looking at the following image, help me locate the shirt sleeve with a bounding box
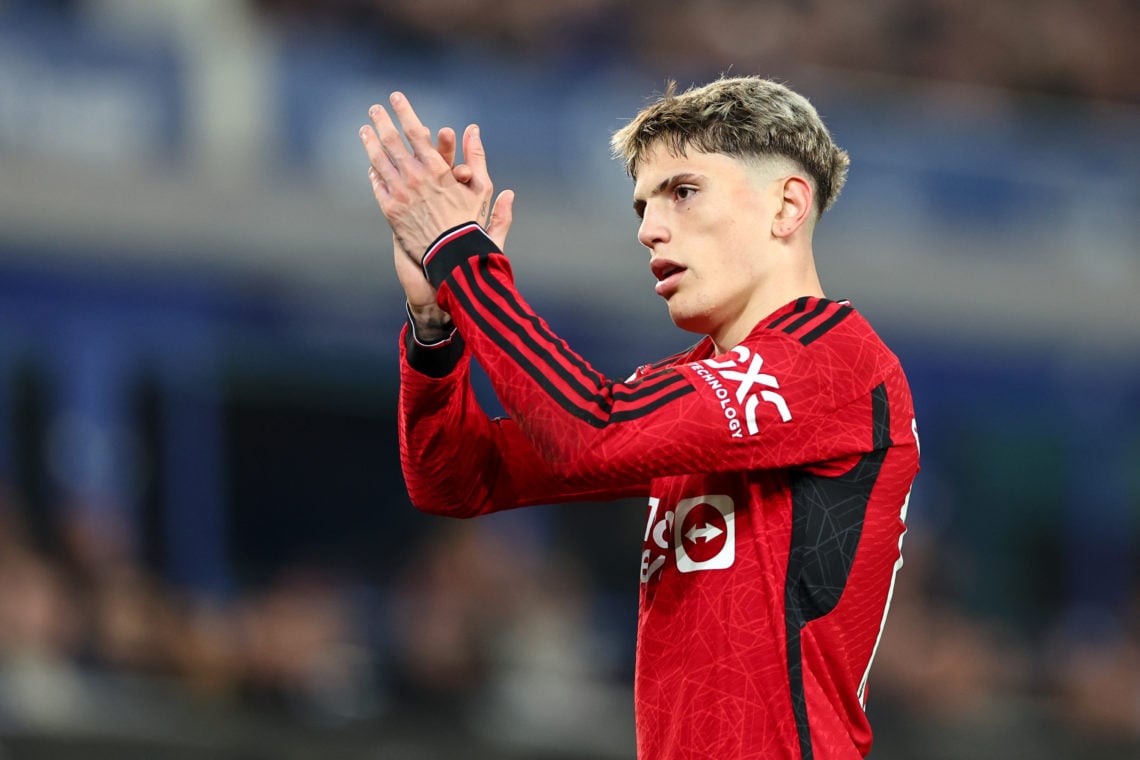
[424,223,884,484]
[399,321,647,517]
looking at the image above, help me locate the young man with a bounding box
[360,76,920,759]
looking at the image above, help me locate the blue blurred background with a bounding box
[0,1,1137,758]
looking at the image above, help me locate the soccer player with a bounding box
[360,76,920,759]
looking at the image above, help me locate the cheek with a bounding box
[706,207,756,250]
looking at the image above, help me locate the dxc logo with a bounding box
[691,346,790,438]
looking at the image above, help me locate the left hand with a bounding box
[360,92,503,262]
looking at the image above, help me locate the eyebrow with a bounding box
[632,173,703,218]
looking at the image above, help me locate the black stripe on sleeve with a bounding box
[610,384,694,422]
[766,296,811,330]
[448,258,695,427]
[780,298,832,335]
[479,260,607,388]
[797,304,853,346]
[446,267,607,425]
[462,261,616,417]
[466,257,691,420]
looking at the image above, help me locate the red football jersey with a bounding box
[399,224,920,759]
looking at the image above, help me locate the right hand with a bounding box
[375,124,515,341]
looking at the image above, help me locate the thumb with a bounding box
[485,189,515,250]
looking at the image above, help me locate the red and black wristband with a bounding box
[421,222,501,289]
[403,303,465,378]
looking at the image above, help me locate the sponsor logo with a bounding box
[674,495,734,572]
[641,494,735,583]
[689,346,791,438]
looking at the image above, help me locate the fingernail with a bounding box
[390,92,403,104]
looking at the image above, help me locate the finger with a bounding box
[461,124,491,188]
[452,163,474,184]
[389,91,447,171]
[436,126,457,167]
[369,102,415,174]
[360,122,400,186]
[485,189,515,249]
[367,166,390,205]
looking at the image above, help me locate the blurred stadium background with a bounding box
[0,0,1137,758]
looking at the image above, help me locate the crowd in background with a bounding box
[254,0,1139,102]
[1,469,1139,754]
[0,483,375,727]
[0,477,640,753]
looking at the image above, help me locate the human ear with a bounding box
[772,176,813,238]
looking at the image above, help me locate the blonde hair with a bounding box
[611,76,850,215]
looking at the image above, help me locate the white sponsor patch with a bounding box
[690,346,790,438]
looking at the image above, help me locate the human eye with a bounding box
[674,185,697,202]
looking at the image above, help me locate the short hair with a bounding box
[611,76,850,216]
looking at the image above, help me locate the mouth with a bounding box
[651,259,687,297]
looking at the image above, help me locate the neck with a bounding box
[710,265,824,354]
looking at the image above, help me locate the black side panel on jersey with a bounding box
[783,383,891,759]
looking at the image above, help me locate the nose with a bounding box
[637,207,669,250]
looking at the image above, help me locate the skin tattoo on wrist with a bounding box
[413,307,452,340]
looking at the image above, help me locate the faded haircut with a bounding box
[611,76,850,216]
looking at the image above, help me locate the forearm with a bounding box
[423,225,687,484]
[399,324,640,515]
[400,326,507,516]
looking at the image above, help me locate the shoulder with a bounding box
[761,296,858,349]
[743,298,905,409]
[756,298,896,365]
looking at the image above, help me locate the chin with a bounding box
[666,300,714,336]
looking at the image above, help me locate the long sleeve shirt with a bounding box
[399,223,920,759]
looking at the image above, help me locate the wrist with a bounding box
[406,302,454,345]
[403,308,465,379]
[422,222,500,288]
